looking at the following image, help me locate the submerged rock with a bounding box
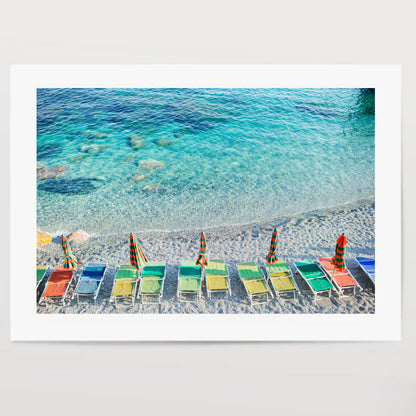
[137,159,164,171]
[129,173,146,182]
[37,166,67,180]
[142,183,166,191]
[37,162,46,171]
[83,130,108,140]
[128,134,147,150]
[67,229,89,242]
[71,154,91,163]
[80,144,108,154]
[120,156,136,163]
[153,138,173,147]
[38,177,104,194]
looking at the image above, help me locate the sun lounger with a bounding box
[293,260,334,300]
[72,263,107,304]
[264,261,299,299]
[36,266,48,289]
[137,261,166,304]
[356,256,375,284]
[236,262,273,305]
[177,261,203,302]
[205,259,231,299]
[38,266,75,305]
[110,265,139,307]
[318,257,362,296]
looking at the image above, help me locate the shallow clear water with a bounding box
[37,88,375,234]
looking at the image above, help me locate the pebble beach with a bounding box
[36,198,375,314]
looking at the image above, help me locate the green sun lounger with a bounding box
[294,260,334,300]
[205,259,231,299]
[137,261,166,304]
[264,261,299,299]
[236,262,273,305]
[110,265,139,307]
[37,266,48,289]
[177,261,203,302]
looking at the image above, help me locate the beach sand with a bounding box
[36,198,375,314]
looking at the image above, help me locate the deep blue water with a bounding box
[36,88,375,234]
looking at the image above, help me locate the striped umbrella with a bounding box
[61,235,81,270]
[265,228,279,265]
[330,234,348,282]
[196,232,208,268]
[130,233,148,271]
[331,234,348,271]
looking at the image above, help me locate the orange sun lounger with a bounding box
[39,266,75,305]
[318,257,362,297]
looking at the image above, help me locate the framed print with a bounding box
[10,65,401,340]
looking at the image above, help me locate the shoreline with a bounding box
[40,196,375,238]
[37,197,375,314]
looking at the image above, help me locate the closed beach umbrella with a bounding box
[330,233,348,281]
[61,235,81,269]
[130,233,148,271]
[265,228,279,266]
[196,232,208,268]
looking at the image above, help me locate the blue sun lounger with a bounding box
[72,263,107,304]
[356,257,375,284]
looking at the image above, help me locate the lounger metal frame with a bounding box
[205,261,231,300]
[72,263,108,305]
[317,258,362,297]
[264,262,300,300]
[110,266,140,308]
[38,267,75,306]
[177,264,203,303]
[236,263,273,306]
[293,261,333,302]
[137,262,167,304]
[355,257,375,285]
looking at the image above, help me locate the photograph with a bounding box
[35,87,376,315]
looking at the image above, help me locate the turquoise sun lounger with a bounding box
[356,257,375,284]
[72,263,107,304]
[293,260,334,300]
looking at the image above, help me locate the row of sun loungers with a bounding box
[37,257,375,307]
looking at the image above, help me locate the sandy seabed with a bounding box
[36,198,375,314]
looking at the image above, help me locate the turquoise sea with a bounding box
[36,88,375,234]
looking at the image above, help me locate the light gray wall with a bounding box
[1,1,414,415]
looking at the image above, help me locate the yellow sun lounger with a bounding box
[177,261,203,302]
[236,262,273,305]
[205,259,231,299]
[110,265,139,307]
[264,260,300,299]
